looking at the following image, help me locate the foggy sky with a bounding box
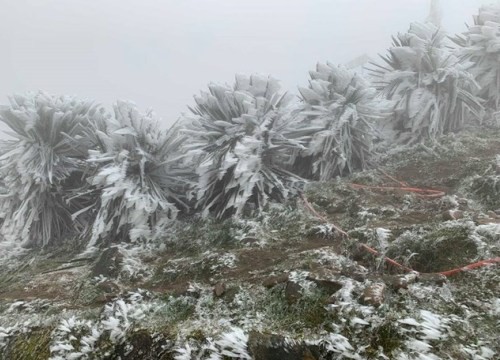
[0,0,491,129]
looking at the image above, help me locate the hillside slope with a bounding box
[1,129,500,359]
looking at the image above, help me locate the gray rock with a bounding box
[97,280,120,294]
[442,209,464,221]
[306,269,343,295]
[262,273,289,288]
[91,246,124,278]
[213,282,226,298]
[284,281,303,304]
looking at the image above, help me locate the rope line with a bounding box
[301,173,500,277]
[349,183,446,198]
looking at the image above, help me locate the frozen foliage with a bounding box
[113,242,154,281]
[294,63,389,180]
[213,327,251,359]
[174,327,251,360]
[0,92,104,247]
[396,310,450,360]
[50,291,152,360]
[453,5,500,110]
[50,316,101,360]
[308,333,361,359]
[81,101,189,247]
[0,326,15,351]
[181,74,305,218]
[0,237,26,265]
[371,22,483,144]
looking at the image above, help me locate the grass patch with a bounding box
[366,322,404,358]
[2,328,52,360]
[155,295,196,324]
[387,223,477,273]
[257,284,334,333]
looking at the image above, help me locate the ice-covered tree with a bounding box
[371,22,483,143]
[293,63,388,181]
[452,5,500,111]
[78,101,190,248]
[0,92,103,247]
[181,74,305,219]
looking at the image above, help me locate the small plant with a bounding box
[294,63,388,180]
[181,74,305,219]
[370,22,483,143]
[156,295,196,324]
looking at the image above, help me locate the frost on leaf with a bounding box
[293,63,389,180]
[370,22,483,144]
[180,74,305,219]
[0,91,104,247]
[82,101,190,248]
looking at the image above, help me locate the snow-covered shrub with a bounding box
[79,101,190,248]
[50,291,153,359]
[397,310,450,358]
[293,63,389,180]
[0,92,104,247]
[180,74,305,219]
[371,22,483,143]
[50,316,99,359]
[452,5,500,111]
[174,327,251,360]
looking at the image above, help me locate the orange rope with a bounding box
[300,172,500,277]
[349,169,445,198]
[377,168,409,187]
[437,258,500,277]
[349,183,446,198]
[300,193,348,237]
[358,243,415,273]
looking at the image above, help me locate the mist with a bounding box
[0,0,490,129]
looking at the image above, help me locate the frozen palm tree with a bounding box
[181,74,305,219]
[452,5,500,111]
[0,92,103,247]
[293,63,388,181]
[370,22,483,143]
[79,101,190,248]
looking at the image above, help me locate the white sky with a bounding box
[0,0,492,129]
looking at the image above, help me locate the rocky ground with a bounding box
[1,129,500,359]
